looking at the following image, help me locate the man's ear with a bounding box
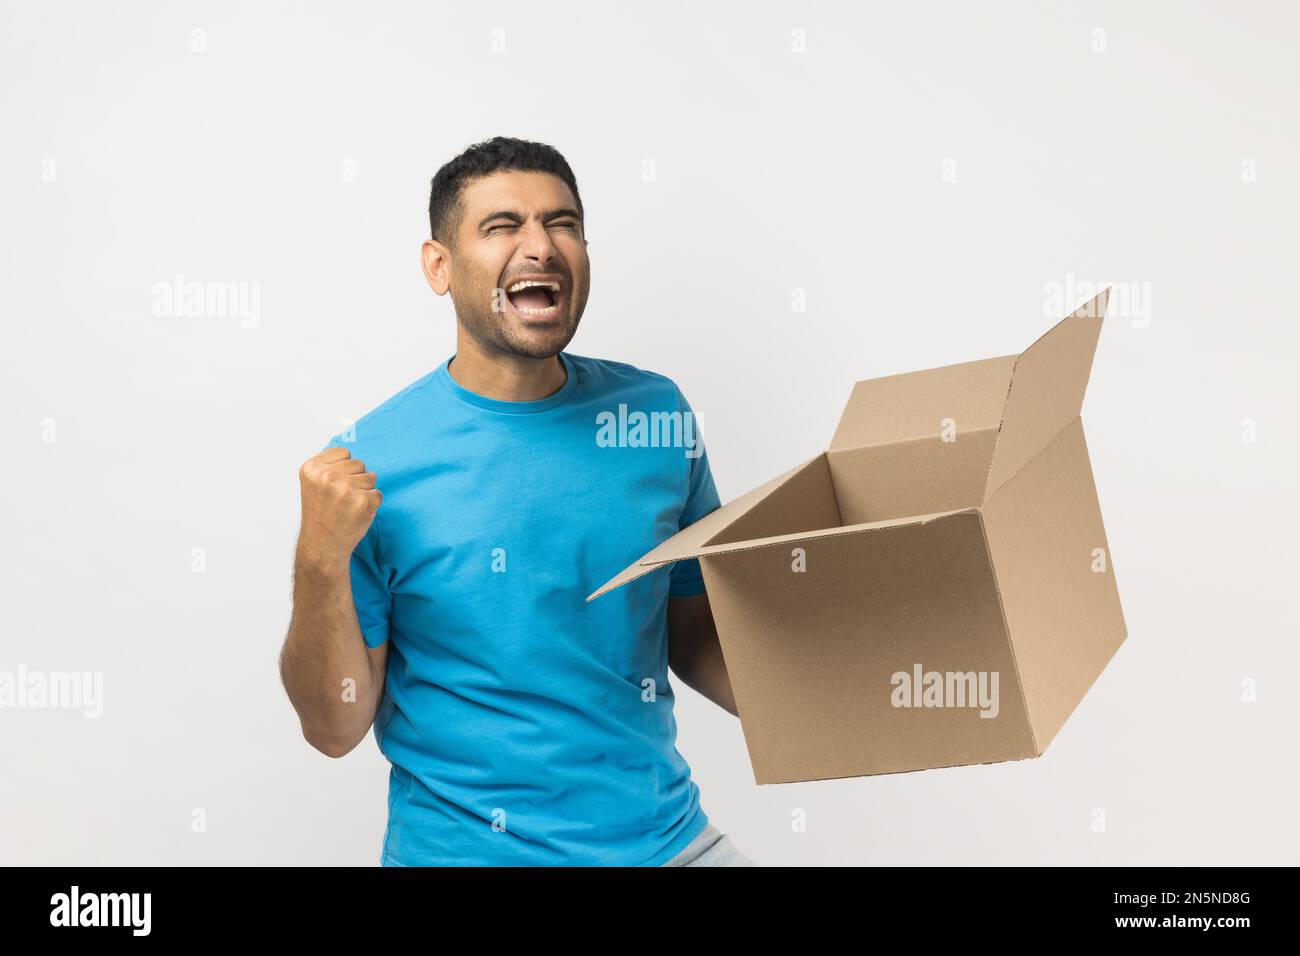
[420,239,451,295]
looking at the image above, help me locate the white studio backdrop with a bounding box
[1,0,1297,865]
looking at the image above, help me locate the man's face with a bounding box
[435,169,590,360]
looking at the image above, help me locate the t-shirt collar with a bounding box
[435,351,577,414]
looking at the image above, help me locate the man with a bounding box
[279,136,756,867]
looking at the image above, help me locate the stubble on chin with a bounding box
[459,300,579,361]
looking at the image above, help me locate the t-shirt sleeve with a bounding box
[322,436,392,649]
[668,389,722,598]
[347,520,392,648]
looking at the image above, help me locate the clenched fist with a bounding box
[296,447,383,573]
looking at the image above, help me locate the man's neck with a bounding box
[448,332,567,402]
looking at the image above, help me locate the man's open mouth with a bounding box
[504,278,563,318]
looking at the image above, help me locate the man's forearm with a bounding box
[668,593,739,717]
[671,642,739,717]
[279,548,382,756]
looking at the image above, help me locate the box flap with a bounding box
[587,500,976,601]
[828,355,1018,452]
[982,288,1108,500]
[981,416,1128,756]
[585,454,823,602]
[660,506,977,561]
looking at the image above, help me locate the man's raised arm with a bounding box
[279,447,387,758]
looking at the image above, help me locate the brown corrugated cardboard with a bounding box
[588,288,1127,784]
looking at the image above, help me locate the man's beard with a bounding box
[455,290,581,360]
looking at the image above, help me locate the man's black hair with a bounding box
[428,136,584,247]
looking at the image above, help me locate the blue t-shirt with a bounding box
[321,350,721,866]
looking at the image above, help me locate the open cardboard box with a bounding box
[589,288,1127,784]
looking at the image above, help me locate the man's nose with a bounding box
[519,220,558,262]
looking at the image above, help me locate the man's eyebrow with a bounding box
[541,207,583,224]
[478,210,523,229]
[477,208,583,229]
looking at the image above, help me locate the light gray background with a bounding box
[2,0,1296,866]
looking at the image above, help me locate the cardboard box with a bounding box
[588,288,1127,784]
